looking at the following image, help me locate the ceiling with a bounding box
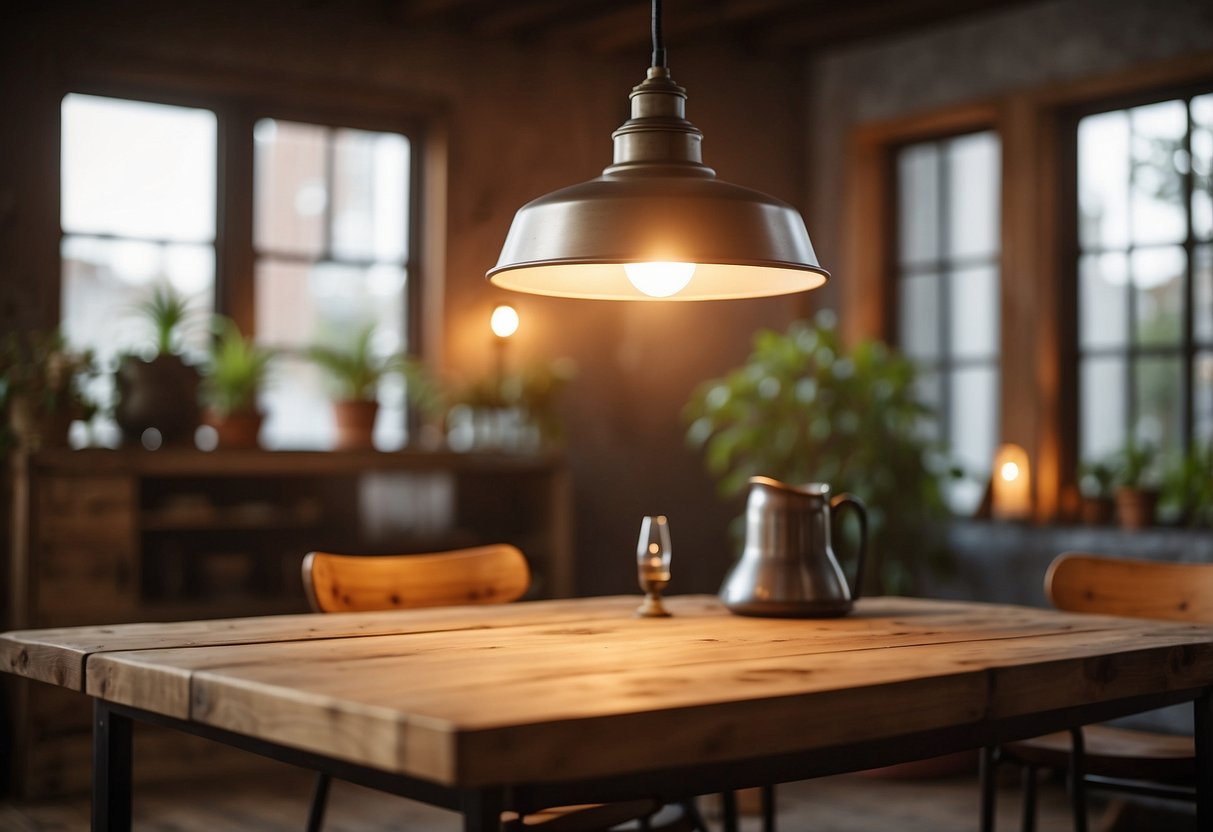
[388,0,1044,54]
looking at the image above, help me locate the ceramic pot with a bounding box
[1078,496,1114,526]
[207,409,263,450]
[1115,486,1159,530]
[115,354,201,446]
[333,400,378,450]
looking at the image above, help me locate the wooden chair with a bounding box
[301,545,693,832]
[979,552,1209,832]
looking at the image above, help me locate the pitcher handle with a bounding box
[830,494,869,601]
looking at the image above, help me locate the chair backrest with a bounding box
[302,544,531,614]
[1046,552,1213,623]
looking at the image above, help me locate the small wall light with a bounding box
[490,305,519,339]
[992,443,1031,521]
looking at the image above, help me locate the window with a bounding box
[61,94,217,364]
[58,93,419,450]
[1076,93,1213,463]
[894,131,1002,513]
[253,120,412,450]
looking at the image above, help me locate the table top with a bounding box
[5,595,1213,788]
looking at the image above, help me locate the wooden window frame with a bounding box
[45,57,449,373]
[841,53,1213,522]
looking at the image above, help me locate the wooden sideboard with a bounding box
[3,447,572,798]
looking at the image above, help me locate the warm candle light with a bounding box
[992,443,1031,521]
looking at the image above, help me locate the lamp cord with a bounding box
[651,0,667,67]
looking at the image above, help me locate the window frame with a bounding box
[889,129,1004,511]
[841,54,1213,522]
[52,72,436,406]
[1060,82,1213,468]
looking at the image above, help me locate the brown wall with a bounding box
[0,1,815,595]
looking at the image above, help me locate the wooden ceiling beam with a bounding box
[763,0,1042,49]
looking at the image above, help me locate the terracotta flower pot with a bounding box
[332,400,378,451]
[1115,486,1159,530]
[207,409,263,450]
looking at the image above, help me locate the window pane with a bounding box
[254,119,326,258]
[1197,244,1213,344]
[332,128,410,262]
[948,366,998,514]
[1130,100,1187,246]
[912,370,942,442]
[1194,94,1212,241]
[62,236,213,364]
[1134,356,1183,451]
[949,265,999,359]
[898,272,939,361]
[1079,252,1128,350]
[1078,110,1129,250]
[256,259,406,450]
[897,143,939,266]
[61,94,216,242]
[946,132,1000,260]
[1197,351,1213,445]
[1132,246,1185,346]
[1081,356,1126,461]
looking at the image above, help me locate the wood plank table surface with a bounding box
[5,594,1213,831]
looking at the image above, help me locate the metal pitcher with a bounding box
[719,476,868,618]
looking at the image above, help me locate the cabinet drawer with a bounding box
[36,476,135,542]
[35,541,136,622]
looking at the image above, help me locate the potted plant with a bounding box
[1076,459,1116,525]
[684,312,954,596]
[200,318,275,450]
[1113,440,1160,530]
[307,325,401,451]
[0,330,98,450]
[1160,443,1213,527]
[114,283,202,446]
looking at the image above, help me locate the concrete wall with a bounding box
[0,1,815,596]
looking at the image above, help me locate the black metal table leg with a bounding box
[461,788,504,832]
[979,745,998,832]
[1067,728,1087,832]
[761,784,776,832]
[92,700,133,832]
[1197,691,1213,831]
[721,790,739,832]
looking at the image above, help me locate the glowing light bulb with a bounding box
[624,261,696,298]
[1000,461,1020,482]
[490,305,519,338]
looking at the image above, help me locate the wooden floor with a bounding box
[0,760,1196,831]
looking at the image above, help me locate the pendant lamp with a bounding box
[487,0,828,301]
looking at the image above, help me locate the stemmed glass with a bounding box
[636,515,673,617]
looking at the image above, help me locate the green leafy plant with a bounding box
[0,330,99,450]
[200,318,276,417]
[500,358,577,441]
[683,312,954,595]
[307,325,399,402]
[134,283,198,356]
[1160,443,1213,527]
[1077,458,1117,500]
[1114,440,1160,490]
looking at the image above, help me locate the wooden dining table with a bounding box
[5,594,1213,831]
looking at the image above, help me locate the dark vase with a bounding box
[115,354,201,446]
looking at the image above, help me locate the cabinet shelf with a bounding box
[7,447,572,799]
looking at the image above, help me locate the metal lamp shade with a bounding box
[487,65,828,301]
[488,175,827,301]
